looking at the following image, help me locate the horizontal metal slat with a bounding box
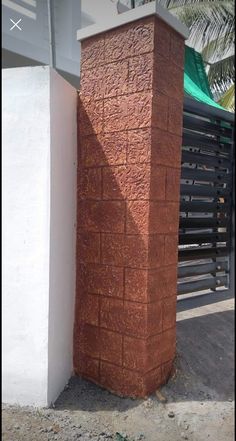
[183,115,233,138]
[179,217,228,228]
[181,149,231,169]
[183,132,231,153]
[178,261,229,278]
[180,201,229,213]
[183,97,235,124]
[177,275,228,295]
[178,246,229,261]
[181,150,231,169]
[178,232,229,245]
[180,184,229,198]
[181,167,231,184]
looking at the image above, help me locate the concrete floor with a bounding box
[175,290,235,401]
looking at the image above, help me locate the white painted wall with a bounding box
[2,66,77,407]
[47,70,77,405]
[2,66,51,407]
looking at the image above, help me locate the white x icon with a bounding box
[10,18,22,31]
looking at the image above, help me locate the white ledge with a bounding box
[77,1,189,42]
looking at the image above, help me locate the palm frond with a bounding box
[164,0,233,11]
[201,32,234,62]
[208,54,235,91]
[217,83,235,111]
[157,1,235,54]
[176,5,233,50]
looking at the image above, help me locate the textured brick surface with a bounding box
[80,66,104,100]
[154,19,171,60]
[152,92,169,130]
[131,19,155,56]
[101,233,125,266]
[123,301,148,338]
[168,98,184,136]
[74,15,184,398]
[154,56,184,102]
[127,128,151,164]
[145,366,162,395]
[150,265,178,300]
[104,24,134,63]
[148,301,163,335]
[127,92,153,130]
[79,324,100,359]
[77,232,100,264]
[164,234,179,265]
[104,18,155,63]
[123,337,147,372]
[126,201,150,234]
[81,132,127,168]
[78,200,125,233]
[100,298,148,338]
[124,234,165,268]
[102,164,166,201]
[124,233,150,267]
[78,293,99,326]
[166,168,181,201]
[128,53,153,93]
[147,328,176,367]
[78,167,102,200]
[162,297,177,331]
[103,95,129,133]
[125,268,149,303]
[81,35,105,70]
[101,233,164,268]
[84,263,124,298]
[100,362,146,397]
[75,354,99,382]
[100,297,124,334]
[170,33,185,68]
[79,98,103,136]
[152,129,182,167]
[149,201,180,234]
[100,329,123,365]
[104,92,153,133]
[104,60,129,98]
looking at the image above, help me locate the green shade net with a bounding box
[184,45,224,110]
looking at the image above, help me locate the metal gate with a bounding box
[178,97,235,299]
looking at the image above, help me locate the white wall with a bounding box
[2,66,51,407]
[2,66,77,407]
[47,70,77,405]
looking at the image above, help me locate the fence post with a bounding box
[74,4,188,397]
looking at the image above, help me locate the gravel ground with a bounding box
[2,295,234,441]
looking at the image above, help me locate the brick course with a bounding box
[74,15,184,397]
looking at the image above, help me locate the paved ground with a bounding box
[2,292,234,441]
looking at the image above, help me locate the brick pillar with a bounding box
[74,12,186,397]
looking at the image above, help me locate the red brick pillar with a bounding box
[74,11,187,397]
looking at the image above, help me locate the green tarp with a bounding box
[184,45,223,110]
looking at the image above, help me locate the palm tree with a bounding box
[126,0,235,111]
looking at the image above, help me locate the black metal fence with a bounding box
[178,97,235,299]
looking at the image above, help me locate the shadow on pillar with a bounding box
[73,93,179,398]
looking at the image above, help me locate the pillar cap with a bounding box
[77,1,189,42]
